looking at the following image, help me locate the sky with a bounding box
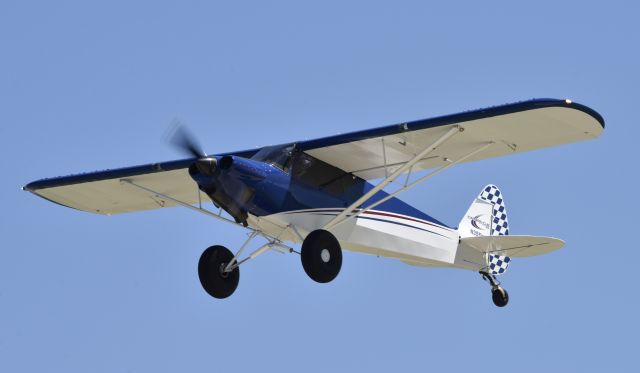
[1,1,638,371]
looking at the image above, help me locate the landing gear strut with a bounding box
[198,232,295,299]
[301,229,342,283]
[481,271,509,307]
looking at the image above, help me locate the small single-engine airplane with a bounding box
[24,99,604,307]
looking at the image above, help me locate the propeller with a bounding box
[167,119,206,158]
[166,119,247,226]
[166,119,217,176]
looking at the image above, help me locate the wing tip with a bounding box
[503,98,605,130]
[559,98,605,130]
[22,181,39,192]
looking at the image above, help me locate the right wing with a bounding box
[298,99,604,180]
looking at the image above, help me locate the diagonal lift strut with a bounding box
[323,126,462,230]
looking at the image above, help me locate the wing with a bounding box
[23,150,257,215]
[460,235,565,257]
[298,98,604,179]
[24,99,604,215]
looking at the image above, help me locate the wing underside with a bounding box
[24,99,604,215]
[23,153,258,215]
[300,100,604,180]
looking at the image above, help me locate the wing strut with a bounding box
[323,126,463,230]
[328,141,494,230]
[120,179,248,229]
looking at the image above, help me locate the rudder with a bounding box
[458,184,511,275]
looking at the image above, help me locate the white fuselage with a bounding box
[247,208,484,271]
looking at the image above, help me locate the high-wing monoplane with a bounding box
[24,99,604,307]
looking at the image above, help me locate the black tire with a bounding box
[198,245,239,299]
[492,287,509,307]
[301,229,342,283]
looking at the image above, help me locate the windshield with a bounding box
[251,144,295,172]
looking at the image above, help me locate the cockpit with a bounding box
[250,144,296,172]
[251,143,363,198]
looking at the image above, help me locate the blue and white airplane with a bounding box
[24,99,604,307]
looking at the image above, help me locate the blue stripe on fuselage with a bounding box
[306,212,450,238]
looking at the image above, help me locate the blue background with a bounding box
[1,1,637,371]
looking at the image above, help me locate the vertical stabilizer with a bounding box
[458,185,511,275]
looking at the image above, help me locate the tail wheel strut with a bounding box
[480,271,509,307]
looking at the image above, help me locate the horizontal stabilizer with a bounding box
[460,235,564,258]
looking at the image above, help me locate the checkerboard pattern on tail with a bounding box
[479,185,511,275]
[478,185,509,236]
[488,254,511,275]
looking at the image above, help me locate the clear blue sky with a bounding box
[1,1,637,371]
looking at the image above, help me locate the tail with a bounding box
[458,185,511,275]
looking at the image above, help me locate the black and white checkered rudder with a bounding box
[479,184,511,275]
[478,184,509,236]
[488,253,511,275]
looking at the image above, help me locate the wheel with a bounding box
[198,245,239,299]
[492,287,509,307]
[301,229,342,283]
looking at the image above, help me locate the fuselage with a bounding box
[190,144,462,268]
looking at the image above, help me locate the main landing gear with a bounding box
[198,230,272,299]
[301,229,342,283]
[481,271,509,307]
[197,229,343,299]
[198,245,239,299]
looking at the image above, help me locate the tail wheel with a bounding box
[301,229,342,283]
[492,287,509,307]
[198,245,239,299]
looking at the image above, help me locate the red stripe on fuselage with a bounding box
[283,208,449,231]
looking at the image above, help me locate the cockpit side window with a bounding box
[291,151,362,196]
[251,144,295,172]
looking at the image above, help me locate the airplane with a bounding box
[23,98,605,307]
